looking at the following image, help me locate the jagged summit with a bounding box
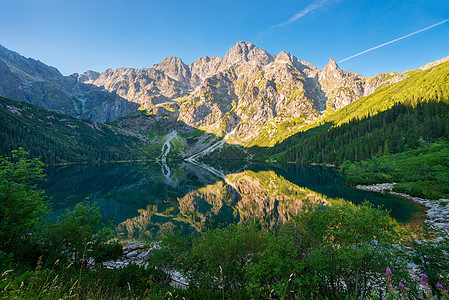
[78,70,100,84]
[324,57,340,71]
[221,41,274,68]
[153,56,187,68]
[189,56,222,87]
[153,56,190,83]
[275,50,295,64]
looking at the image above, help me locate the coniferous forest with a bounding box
[0,97,144,164]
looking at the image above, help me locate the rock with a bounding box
[137,252,148,260]
[126,250,138,259]
[127,244,139,251]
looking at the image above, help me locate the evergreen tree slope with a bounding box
[257,60,449,164]
[0,97,145,164]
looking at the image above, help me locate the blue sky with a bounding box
[0,0,448,77]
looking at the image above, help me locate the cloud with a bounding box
[274,0,337,28]
[339,18,449,63]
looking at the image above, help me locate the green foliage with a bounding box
[0,97,145,164]
[0,150,169,299]
[90,240,123,263]
[46,201,117,266]
[202,142,248,160]
[409,230,449,292]
[248,202,414,299]
[0,251,14,273]
[151,232,191,284]
[0,261,167,299]
[342,141,449,199]
[263,101,449,164]
[153,203,421,299]
[187,224,267,294]
[0,148,49,256]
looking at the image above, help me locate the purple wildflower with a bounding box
[421,273,428,280]
[295,295,298,300]
[418,296,425,300]
[382,297,387,300]
[437,283,444,289]
[420,280,427,286]
[399,282,405,289]
[310,292,314,298]
[386,267,392,274]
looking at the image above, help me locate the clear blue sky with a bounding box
[0,0,448,77]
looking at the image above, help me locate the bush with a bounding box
[248,202,416,299]
[151,231,191,285]
[0,251,13,273]
[189,224,267,294]
[90,240,123,262]
[409,230,449,293]
[46,201,117,267]
[0,148,48,256]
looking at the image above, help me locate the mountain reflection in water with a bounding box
[43,161,421,240]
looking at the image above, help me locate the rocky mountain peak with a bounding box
[275,50,295,64]
[222,41,275,69]
[189,56,223,88]
[324,57,340,72]
[78,70,100,84]
[274,50,319,78]
[153,56,190,83]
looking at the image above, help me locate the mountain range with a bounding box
[0,42,415,144]
[1,41,448,162]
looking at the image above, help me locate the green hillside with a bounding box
[341,141,449,200]
[0,97,145,164]
[254,60,449,164]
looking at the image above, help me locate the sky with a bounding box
[0,0,448,77]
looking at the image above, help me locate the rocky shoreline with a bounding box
[355,183,449,235]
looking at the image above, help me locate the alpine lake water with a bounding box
[42,161,423,241]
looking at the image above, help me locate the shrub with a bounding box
[46,201,117,267]
[183,224,267,296]
[0,149,49,261]
[248,202,416,299]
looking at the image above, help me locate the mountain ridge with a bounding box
[0,41,446,148]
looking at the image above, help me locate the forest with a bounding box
[0,97,144,164]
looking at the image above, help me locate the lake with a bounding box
[43,161,422,240]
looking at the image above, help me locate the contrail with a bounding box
[339,18,449,63]
[274,0,337,28]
